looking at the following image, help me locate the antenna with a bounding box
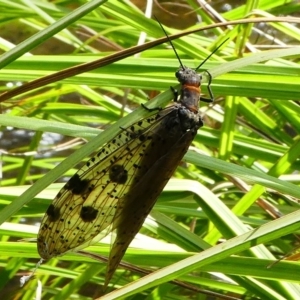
[154,16,228,72]
[154,16,185,70]
[195,39,228,71]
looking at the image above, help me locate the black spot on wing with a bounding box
[80,206,98,222]
[65,174,90,195]
[109,164,128,184]
[46,204,60,222]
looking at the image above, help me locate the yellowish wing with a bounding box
[37,107,174,259]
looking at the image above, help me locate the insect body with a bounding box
[37,23,223,288]
[37,80,204,286]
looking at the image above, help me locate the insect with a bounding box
[37,21,226,288]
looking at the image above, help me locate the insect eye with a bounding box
[175,69,183,78]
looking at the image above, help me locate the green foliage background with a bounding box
[0,0,300,299]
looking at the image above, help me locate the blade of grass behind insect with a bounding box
[208,46,300,79]
[212,72,300,99]
[102,208,300,300]
[0,114,101,139]
[20,1,79,45]
[1,55,299,102]
[235,0,259,53]
[0,257,26,290]
[101,1,158,33]
[223,0,291,20]
[229,136,300,214]
[269,99,300,133]
[163,180,273,258]
[184,151,300,199]
[0,0,108,69]
[257,10,300,42]
[1,17,299,103]
[238,97,293,144]
[186,137,300,268]
[198,125,300,173]
[50,263,105,300]
[2,60,299,100]
[218,95,239,160]
[148,210,211,252]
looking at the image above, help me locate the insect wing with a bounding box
[37,107,176,259]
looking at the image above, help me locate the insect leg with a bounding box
[200,70,214,103]
[141,103,162,112]
[170,86,179,102]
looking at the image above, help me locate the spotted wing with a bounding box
[37,106,176,259]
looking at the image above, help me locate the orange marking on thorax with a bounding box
[182,84,201,93]
[189,106,198,113]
